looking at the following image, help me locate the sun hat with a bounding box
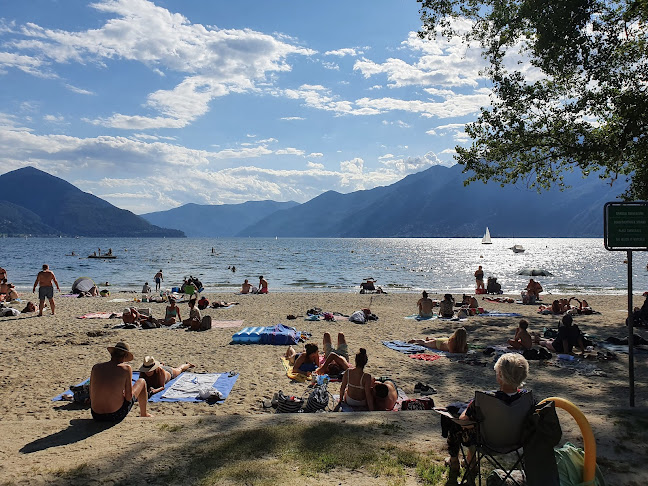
[107,342,134,362]
[139,355,160,373]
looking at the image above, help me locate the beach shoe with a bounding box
[414,382,437,394]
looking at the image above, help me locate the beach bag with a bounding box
[401,397,435,410]
[70,383,90,404]
[275,391,304,413]
[303,383,330,413]
[199,315,212,331]
[487,470,526,485]
[554,442,606,486]
[349,310,366,323]
[100,289,110,297]
[0,307,19,317]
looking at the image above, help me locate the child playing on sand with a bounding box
[508,319,533,350]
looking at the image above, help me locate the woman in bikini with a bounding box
[162,298,182,326]
[285,343,320,374]
[408,327,468,354]
[339,348,373,410]
[139,356,195,396]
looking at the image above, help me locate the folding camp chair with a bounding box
[459,391,535,486]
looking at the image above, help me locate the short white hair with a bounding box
[494,353,529,388]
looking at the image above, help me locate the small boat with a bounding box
[481,227,492,245]
[511,244,525,253]
[88,254,117,259]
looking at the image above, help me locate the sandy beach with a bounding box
[0,290,646,485]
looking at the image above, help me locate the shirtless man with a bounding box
[474,265,485,290]
[32,264,60,316]
[89,342,151,421]
[258,276,268,294]
[373,380,398,411]
[154,269,163,291]
[241,279,252,294]
[0,267,6,281]
[417,290,435,317]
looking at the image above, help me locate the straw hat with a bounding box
[107,342,134,362]
[139,355,160,373]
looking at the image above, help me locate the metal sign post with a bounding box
[604,201,648,407]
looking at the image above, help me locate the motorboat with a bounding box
[511,244,525,253]
[481,227,492,244]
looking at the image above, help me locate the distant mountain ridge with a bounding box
[0,167,184,237]
[141,200,299,237]
[236,165,623,237]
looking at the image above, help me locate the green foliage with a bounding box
[418,0,648,200]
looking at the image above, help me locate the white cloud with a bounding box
[280,116,304,121]
[43,114,64,123]
[324,47,364,57]
[65,84,94,95]
[5,0,315,129]
[275,147,305,156]
[322,61,339,70]
[307,161,324,169]
[307,152,323,158]
[378,153,395,160]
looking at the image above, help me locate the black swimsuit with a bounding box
[91,398,134,422]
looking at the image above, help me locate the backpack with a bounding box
[70,383,90,404]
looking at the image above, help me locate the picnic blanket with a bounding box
[382,340,429,354]
[77,312,119,319]
[210,320,245,328]
[597,342,648,355]
[409,353,442,362]
[149,372,238,403]
[334,388,409,412]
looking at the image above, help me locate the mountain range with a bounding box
[236,164,622,237]
[1,164,623,238]
[0,167,184,237]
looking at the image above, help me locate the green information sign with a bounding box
[604,202,648,250]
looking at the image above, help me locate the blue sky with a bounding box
[0,0,495,213]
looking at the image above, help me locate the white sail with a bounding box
[481,227,492,244]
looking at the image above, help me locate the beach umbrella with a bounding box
[518,268,554,277]
[72,276,96,293]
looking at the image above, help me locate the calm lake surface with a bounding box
[1,237,646,295]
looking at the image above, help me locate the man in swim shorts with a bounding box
[90,341,151,422]
[475,266,484,290]
[32,264,60,316]
[154,270,163,291]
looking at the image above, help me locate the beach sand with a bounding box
[0,291,646,485]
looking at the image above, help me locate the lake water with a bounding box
[1,237,647,295]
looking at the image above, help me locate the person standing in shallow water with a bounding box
[475,265,484,290]
[33,264,60,316]
[154,269,163,291]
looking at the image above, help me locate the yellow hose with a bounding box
[539,397,596,484]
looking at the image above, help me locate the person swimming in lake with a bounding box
[408,327,468,353]
[285,343,319,374]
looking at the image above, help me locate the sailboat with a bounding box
[481,227,492,244]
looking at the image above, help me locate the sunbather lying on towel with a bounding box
[408,327,468,354]
[139,356,195,396]
[316,332,351,376]
[285,343,320,374]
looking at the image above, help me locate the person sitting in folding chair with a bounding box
[442,353,532,485]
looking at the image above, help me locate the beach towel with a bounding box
[77,312,119,319]
[475,311,523,318]
[210,320,245,329]
[149,372,239,403]
[405,314,437,321]
[52,373,184,402]
[334,388,409,412]
[108,298,131,303]
[382,340,429,354]
[281,356,312,383]
[409,353,442,362]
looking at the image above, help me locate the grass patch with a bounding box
[155,421,448,485]
[158,423,183,432]
[50,462,88,479]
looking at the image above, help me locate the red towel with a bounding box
[409,353,442,361]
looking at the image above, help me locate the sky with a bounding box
[0,0,495,214]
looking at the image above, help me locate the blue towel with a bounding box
[382,340,428,354]
[404,314,436,321]
[476,312,523,317]
[149,372,239,403]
